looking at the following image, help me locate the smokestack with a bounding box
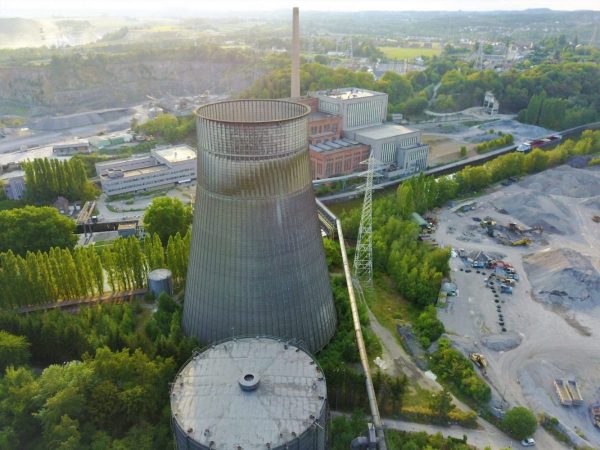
[291,7,300,98]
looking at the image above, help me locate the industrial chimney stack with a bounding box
[291,7,300,98]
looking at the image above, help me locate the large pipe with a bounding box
[336,219,387,449]
[291,7,300,98]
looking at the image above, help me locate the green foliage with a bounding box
[429,338,491,404]
[427,388,455,420]
[0,232,189,309]
[0,331,30,371]
[0,206,76,255]
[22,158,97,204]
[414,306,445,349]
[318,276,381,412]
[143,197,192,245]
[386,430,471,450]
[330,412,368,450]
[0,348,176,449]
[475,134,514,154]
[460,146,467,157]
[323,238,343,270]
[0,296,196,367]
[587,157,600,166]
[136,114,195,144]
[502,406,538,440]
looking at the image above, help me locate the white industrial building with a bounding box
[311,88,388,130]
[309,87,429,176]
[348,124,429,174]
[96,145,196,196]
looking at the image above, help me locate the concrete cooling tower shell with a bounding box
[170,337,328,450]
[183,100,337,353]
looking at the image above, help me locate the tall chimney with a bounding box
[291,7,300,98]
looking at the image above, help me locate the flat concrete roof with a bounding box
[100,165,163,180]
[154,145,196,163]
[320,88,383,100]
[309,110,337,120]
[354,123,417,140]
[170,337,327,449]
[310,139,362,153]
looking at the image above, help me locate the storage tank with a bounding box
[147,268,173,297]
[170,337,329,450]
[183,99,336,352]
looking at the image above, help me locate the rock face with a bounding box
[0,58,255,116]
[524,248,600,306]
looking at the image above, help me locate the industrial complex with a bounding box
[303,88,429,179]
[95,145,196,196]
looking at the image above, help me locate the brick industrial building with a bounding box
[301,88,429,180]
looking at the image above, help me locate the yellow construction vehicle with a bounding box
[511,238,531,246]
[470,353,487,374]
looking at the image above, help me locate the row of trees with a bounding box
[23,158,97,204]
[0,231,190,309]
[475,133,514,153]
[0,287,196,450]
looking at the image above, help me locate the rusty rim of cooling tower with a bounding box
[195,99,310,125]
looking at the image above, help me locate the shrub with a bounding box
[502,406,537,440]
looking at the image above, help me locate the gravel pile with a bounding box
[493,193,574,235]
[518,166,600,198]
[523,248,600,307]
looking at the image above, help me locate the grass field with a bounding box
[379,46,441,60]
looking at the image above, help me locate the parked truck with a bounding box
[516,135,562,153]
[554,379,573,406]
[566,380,584,405]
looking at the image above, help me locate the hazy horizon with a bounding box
[1,0,599,18]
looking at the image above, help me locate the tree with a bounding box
[502,406,537,440]
[460,146,467,157]
[0,331,30,371]
[428,389,455,420]
[0,206,77,255]
[143,197,192,245]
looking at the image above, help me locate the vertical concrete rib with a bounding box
[183,100,337,352]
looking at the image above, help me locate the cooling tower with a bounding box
[170,337,329,450]
[183,100,337,352]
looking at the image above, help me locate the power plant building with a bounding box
[183,100,337,353]
[306,88,429,178]
[312,88,388,131]
[170,337,329,450]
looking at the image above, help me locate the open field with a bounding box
[423,134,476,165]
[378,46,441,60]
[433,164,600,449]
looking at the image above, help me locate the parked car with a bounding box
[521,438,535,447]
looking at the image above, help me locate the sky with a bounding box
[1,0,599,17]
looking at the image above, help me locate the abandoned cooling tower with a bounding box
[170,337,329,450]
[183,99,337,352]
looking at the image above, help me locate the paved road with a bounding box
[384,417,519,450]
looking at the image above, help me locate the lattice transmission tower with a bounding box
[353,154,380,286]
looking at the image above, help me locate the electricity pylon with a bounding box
[353,154,381,286]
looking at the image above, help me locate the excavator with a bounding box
[470,353,487,375]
